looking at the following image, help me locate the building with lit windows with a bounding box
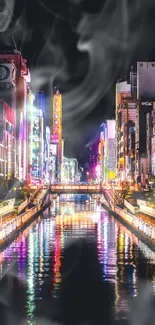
[35,91,46,179]
[45,126,51,184]
[31,107,44,184]
[26,90,34,185]
[134,62,155,183]
[0,49,31,180]
[0,99,16,178]
[52,87,63,181]
[115,81,136,182]
[50,134,59,183]
[89,144,98,179]
[100,120,116,183]
[62,157,78,182]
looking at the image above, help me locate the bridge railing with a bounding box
[51,184,102,191]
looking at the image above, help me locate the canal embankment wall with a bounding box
[0,195,51,252]
[101,201,155,252]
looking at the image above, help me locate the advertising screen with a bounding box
[33,115,41,137]
[50,143,57,156]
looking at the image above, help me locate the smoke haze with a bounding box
[0,0,154,161]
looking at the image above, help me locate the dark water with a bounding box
[0,197,155,324]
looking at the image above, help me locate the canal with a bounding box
[0,195,155,325]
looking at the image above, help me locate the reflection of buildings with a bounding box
[52,222,63,298]
[26,230,35,320]
[115,223,139,316]
[56,209,97,241]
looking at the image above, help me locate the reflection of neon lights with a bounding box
[39,223,43,276]
[26,231,36,320]
[124,233,129,258]
[103,218,108,278]
[52,225,62,298]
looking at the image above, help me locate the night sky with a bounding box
[0,0,155,164]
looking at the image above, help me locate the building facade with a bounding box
[0,100,16,179]
[52,88,63,181]
[100,120,116,183]
[89,144,98,180]
[115,83,136,182]
[35,91,46,179]
[0,50,31,180]
[45,126,51,184]
[62,157,78,183]
[31,107,44,184]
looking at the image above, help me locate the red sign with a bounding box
[4,102,15,125]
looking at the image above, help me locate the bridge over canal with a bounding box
[50,184,103,194]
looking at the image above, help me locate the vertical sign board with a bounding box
[53,90,62,163]
[0,100,4,143]
[32,113,41,178]
[50,135,59,180]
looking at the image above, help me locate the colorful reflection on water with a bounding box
[0,197,155,323]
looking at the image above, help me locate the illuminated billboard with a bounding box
[31,110,43,181]
[50,143,57,156]
[53,89,62,139]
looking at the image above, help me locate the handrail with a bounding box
[51,184,102,191]
[0,205,40,242]
[113,205,155,242]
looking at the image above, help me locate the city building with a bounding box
[100,120,116,183]
[115,62,155,184]
[31,106,44,184]
[0,99,16,179]
[50,134,59,183]
[52,87,63,181]
[134,62,155,183]
[151,105,155,176]
[62,157,78,182]
[26,89,34,185]
[128,123,135,181]
[35,91,46,179]
[89,144,98,180]
[45,126,51,184]
[115,81,136,182]
[0,49,31,180]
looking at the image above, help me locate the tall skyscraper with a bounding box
[31,107,44,184]
[115,81,136,182]
[100,120,116,183]
[35,92,46,178]
[52,87,63,181]
[89,145,98,179]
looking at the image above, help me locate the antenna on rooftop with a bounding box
[12,36,17,50]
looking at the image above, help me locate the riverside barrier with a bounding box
[100,200,155,250]
[18,199,29,214]
[113,205,155,245]
[0,195,51,248]
[124,199,139,214]
[0,204,40,244]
